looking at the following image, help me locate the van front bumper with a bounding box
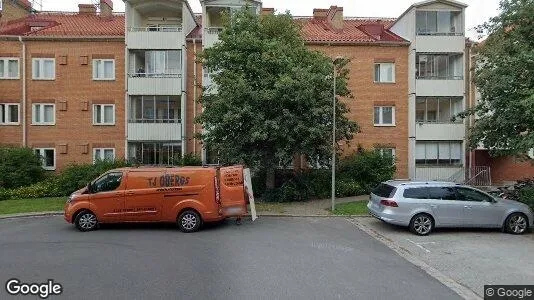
[64,203,73,223]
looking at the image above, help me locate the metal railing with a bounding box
[416,75,464,80]
[464,166,492,186]
[206,27,224,34]
[416,31,464,36]
[128,26,183,32]
[128,73,182,78]
[128,119,182,124]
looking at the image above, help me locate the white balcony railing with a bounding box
[128,122,182,141]
[127,27,184,49]
[204,27,223,48]
[416,79,464,96]
[128,75,182,95]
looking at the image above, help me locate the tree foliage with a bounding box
[198,8,359,189]
[460,0,534,157]
[0,147,45,189]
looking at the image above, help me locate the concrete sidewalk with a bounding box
[255,195,369,216]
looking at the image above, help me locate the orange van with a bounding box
[64,165,256,232]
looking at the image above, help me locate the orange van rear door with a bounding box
[218,166,247,217]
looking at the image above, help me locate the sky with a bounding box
[40,0,501,39]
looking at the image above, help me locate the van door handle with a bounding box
[125,192,134,196]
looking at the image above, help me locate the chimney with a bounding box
[326,6,344,30]
[78,4,97,15]
[312,8,328,19]
[100,0,113,18]
[261,8,275,15]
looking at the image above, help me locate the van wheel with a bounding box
[409,213,434,236]
[178,210,201,233]
[75,210,98,232]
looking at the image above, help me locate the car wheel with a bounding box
[409,213,434,236]
[178,210,201,233]
[504,213,529,235]
[75,210,98,232]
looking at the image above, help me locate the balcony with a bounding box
[416,79,464,96]
[415,166,465,182]
[128,74,182,95]
[204,27,222,48]
[416,35,465,53]
[127,26,184,49]
[128,122,182,141]
[416,123,465,140]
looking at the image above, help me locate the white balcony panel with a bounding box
[416,35,465,53]
[416,123,465,140]
[127,31,184,49]
[128,123,182,141]
[415,167,465,182]
[416,79,464,96]
[128,77,182,95]
[204,28,222,48]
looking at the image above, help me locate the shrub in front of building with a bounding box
[0,147,46,189]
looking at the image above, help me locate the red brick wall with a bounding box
[0,38,125,171]
[475,150,534,184]
[185,40,204,156]
[0,40,23,146]
[308,44,410,179]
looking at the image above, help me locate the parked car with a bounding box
[368,181,533,236]
[64,165,254,233]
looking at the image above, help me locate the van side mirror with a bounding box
[87,182,93,194]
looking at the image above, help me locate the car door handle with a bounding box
[464,205,472,209]
[430,204,437,208]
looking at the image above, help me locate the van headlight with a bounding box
[67,194,75,203]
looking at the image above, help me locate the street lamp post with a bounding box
[331,60,337,212]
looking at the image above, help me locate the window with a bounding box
[403,187,429,199]
[32,104,55,125]
[93,104,115,125]
[93,59,115,80]
[371,183,397,198]
[34,148,55,170]
[374,106,395,126]
[374,63,395,83]
[416,141,462,166]
[456,187,493,202]
[93,148,115,163]
[92,172,123,193]
[416,97,463,123]
[0,104,19,125]
[416,10,462,35]
[128,142,182,165]
[416,54,463,79]
[427,186,457,200]
[0,58,19,79]
[129,96,181,123]
[32,58,55,80]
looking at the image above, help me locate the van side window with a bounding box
[93,172,123,193]
[427,187,457,200]
[456,187,493,202]
[403,187,428,199]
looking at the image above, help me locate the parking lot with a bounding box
[350,217,534,298]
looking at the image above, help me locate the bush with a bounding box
[337,150,396,193]
[336,180,365,198]
[7,180,60,200]
[518,187,534,210]
[172,153,203,166]
[53,160,131,196]
[0,147,45,189]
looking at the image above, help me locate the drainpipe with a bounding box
[18,36,27,147]
[193,38,198,154]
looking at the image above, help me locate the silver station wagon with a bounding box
[368,181,533,236]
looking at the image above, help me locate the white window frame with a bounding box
[93,104,115,125]
[32,103,56,125]
[93,148,116,163]
[92,59,116,80]
[32,58,56,80]
[34,148,56,170]
[0,58,20,79]
[374,63,395,83]
[0,103,20,125]
[377,148,396,158]
[374,106,396,126]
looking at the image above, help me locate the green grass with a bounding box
[332,201,369,216]
[254,202,286,214]
[0,197,66,215]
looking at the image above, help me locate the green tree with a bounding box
[460,0,534,157]
[0,147,45,189]
[198,8,359,190]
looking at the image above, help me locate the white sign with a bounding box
[243,168,257,221]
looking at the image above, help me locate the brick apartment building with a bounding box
[1,0,533,184]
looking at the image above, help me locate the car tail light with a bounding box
[380,199,398,207]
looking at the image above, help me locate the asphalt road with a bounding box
[0,216,461,300]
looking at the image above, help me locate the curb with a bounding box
[0,211,63,220]
[346,218,482,300]
[257,214,372,218]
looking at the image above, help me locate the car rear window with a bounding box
[403,187,428,199]
[372,183,397,198]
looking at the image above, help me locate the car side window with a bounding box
[403,187,429,199]
[456,187,493,202]
[427,187,457,200]
[93,172,123,193]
